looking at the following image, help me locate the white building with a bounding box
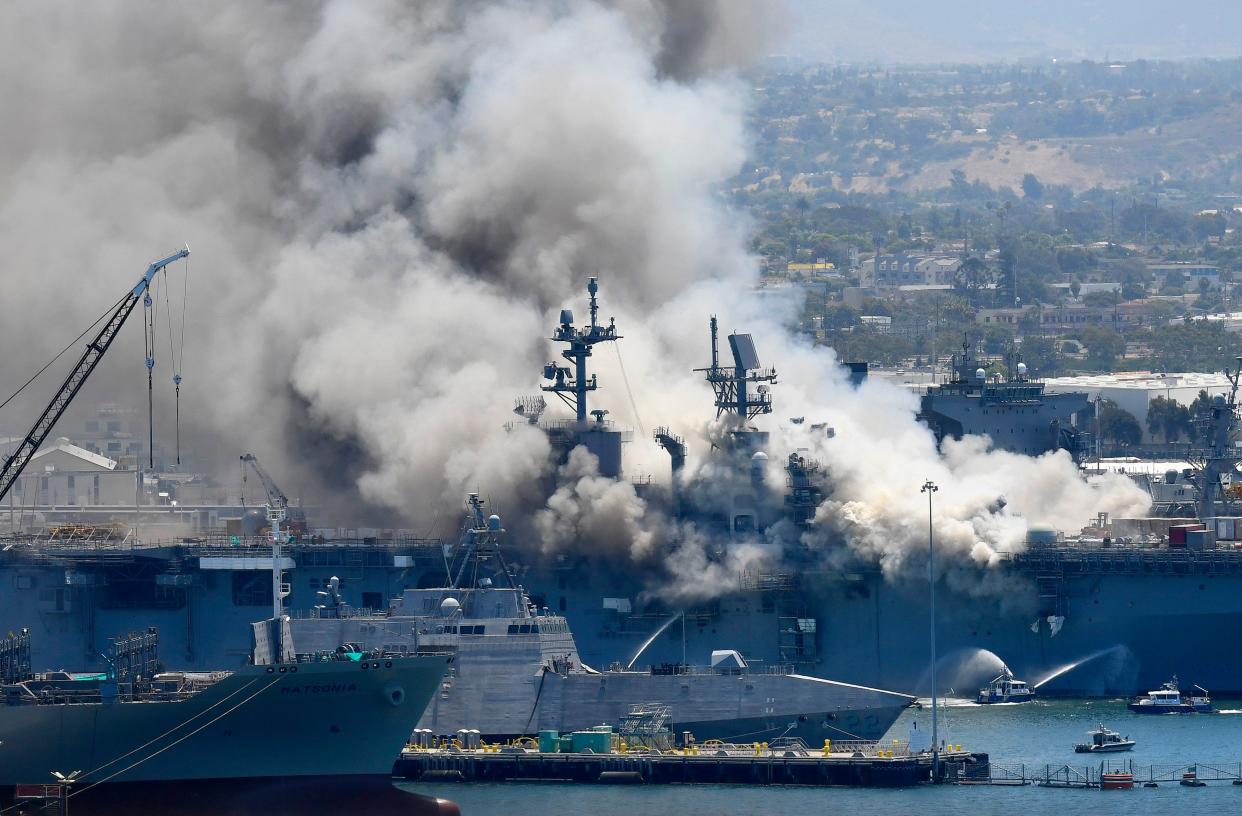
[7,437,139,506]
[1042,372,1231,442]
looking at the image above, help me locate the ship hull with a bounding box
[976,693,1034,704]
[7,542,1242,698]
[543,564,1242,696]
[290,609,913,743]
[1126,703,1212,714]
[541,671,910,743]
[0,656,450,788]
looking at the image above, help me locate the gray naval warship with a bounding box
[5,276,1242,702]
[916,337,1092,459]
[289,494,913,744]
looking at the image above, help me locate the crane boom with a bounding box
[239,453,290,510]
[0,248,190,504]
[240,452,297,627]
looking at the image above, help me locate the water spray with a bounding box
[626,612,683,670]
[1033,645,1128,690]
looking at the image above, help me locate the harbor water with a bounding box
[406,698,1242,815]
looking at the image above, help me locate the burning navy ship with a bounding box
[289,494,913,743]
[6,276,1242,704]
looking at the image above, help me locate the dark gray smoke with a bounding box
[0,0,771,521]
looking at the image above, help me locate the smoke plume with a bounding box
[0,1,1150,602]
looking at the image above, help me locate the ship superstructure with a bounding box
[288,495,913,743]
[917,337,1091,458]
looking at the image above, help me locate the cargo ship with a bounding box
[0,617,453,814]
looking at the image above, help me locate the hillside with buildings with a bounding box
[739,58,1242,453]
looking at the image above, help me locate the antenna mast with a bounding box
[541,277,621,423]
[695,317,777,421]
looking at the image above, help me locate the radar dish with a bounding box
[728,333,761,370]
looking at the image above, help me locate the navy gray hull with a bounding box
[289,496,914,743]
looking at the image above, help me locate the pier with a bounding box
[957,759,1242,789]
[394,740,984,788]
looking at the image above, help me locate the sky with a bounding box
[782,0,1242,64]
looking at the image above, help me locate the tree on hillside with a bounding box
[1189,389,1216,444]
[1083,290,1119,307]
[952,256,995,307]
[1151,322,1242,372]
[1079,325,1125,370]
[1098,400,1142,447]
[1160,272,1186,296]
[1145,395,1191,443]
[1020,336,1059,376]
[1021,173,1044,201]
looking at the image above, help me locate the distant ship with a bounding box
[288,495,914,744]
[916,338,1091,458]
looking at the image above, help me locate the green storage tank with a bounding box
[571,731,612,754]
[538,730,560,753]
[558,736,575,753]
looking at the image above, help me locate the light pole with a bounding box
[52,769,80,815]
[921,479,940,782]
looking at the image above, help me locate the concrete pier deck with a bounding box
[394,746,984,788]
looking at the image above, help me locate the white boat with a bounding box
[976,667,1034,704]
[1127,676,1213,714]
[1074,725,1135,753]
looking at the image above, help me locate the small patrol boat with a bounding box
[1127,676,1212,714]
[1074,725,1135,753]
[976,667,1034,704]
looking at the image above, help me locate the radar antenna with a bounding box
[695,316,777,421]
[512,395,547,425]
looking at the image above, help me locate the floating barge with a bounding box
[394,741,984,788]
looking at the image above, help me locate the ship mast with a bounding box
[450,494,516,592]
[695,316,777,422]
[541,277,621,424]
[1192,357,1242,520]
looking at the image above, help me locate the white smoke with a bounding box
[0,1,1151,602]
